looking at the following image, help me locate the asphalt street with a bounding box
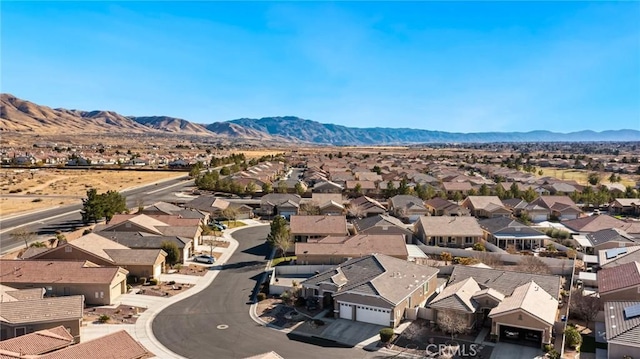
[0,176,193,253]
[152,226,389,359]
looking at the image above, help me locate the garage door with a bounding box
[499,324,542,348]
[531,214,547,222]
[355,305,390,326]
[339,302,353,320]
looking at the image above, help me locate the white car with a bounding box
[193,254,216,264]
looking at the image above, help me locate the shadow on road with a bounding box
[241,241,271,258]
[37,219,86,236]
[286,333,354,348]
[219,260,266,271]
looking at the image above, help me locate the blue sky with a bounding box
[2,1,639,133]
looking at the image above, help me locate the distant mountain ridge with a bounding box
[2,93,638,144]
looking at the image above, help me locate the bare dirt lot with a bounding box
[83,304,147,324]
[0,169,185,216]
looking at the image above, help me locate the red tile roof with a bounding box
[0,260,125,285]
[598,261,640,294]
[0,326,74,355]
[39,330,150,359]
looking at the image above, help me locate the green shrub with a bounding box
[565,326,582,349]
[379,328,394,343]
[257,293,266,301]
[543,344,552,353]
[473,242,486,251]
[98,314,110,323]
[548,349,561,359]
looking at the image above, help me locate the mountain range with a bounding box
[2,93,638,144]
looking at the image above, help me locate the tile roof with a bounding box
[353,214,408,232]
[388,195,426,211]
[68,233,129,261]
[289,215,348,236]
[463,196,506,211]
[586,228,637,246]
[479,217,547,238]
[295,234,408,258]
[429,277,481,313]
[0,285,44,302]
[600,246,640,268]
[260,194,302,206]
[302,254,438,305]
[415,216,483,237]
[39,330,150,359]
[141,201,183,214]
[604,301,640,346]
[0,260,124,285]
[0,295,83,325]
[0,326,74,355]
[103,249,165,265]
[449,266,561,299]
[533,196,580,211]
[562,214,627,233]
[489,281,558,325]
[597,261,640,294]
[96,231,189,249]
[349,196,386,212]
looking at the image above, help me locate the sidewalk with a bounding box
[80,222,253,358]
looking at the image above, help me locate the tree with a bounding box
[354,182,363,196]
[245,181,257,197]
[29,241,47,248]
[267,216,291,257]
[294,182,305,196]
[10,228,36,249]
[276,181,288,194]
[101,190,127,223]
[509,183,521,199]
[160,240,180,267]
[220,166,231,176]
[398,178,410,195]
[516,256,551,274]
[523,187,537,202]
[300,202,321,215]
[81,189,127,224]
[440,251,453,265]
[437,309,468,340]
[222,207,239,225]
[189,161,204,178]
[587,172,600,186]
[564,325,582,350]
[262,182,273,194]
[570,293,601,329]
[384,181,396,198]
[479,184,490,196]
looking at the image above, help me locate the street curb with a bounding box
[136,223,261,358]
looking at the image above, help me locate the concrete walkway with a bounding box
[80,223,250,358]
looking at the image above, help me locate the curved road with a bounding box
[153,226,384,359]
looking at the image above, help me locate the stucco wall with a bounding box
[491,311,553,344]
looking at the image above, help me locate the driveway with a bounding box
[316,319,384,347]
[152,226,376,359]
[490,342,544,359]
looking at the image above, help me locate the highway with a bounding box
[0,176,194,254]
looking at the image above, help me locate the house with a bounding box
[597,261,640,302]
[461,196,511,218]
[38,330,150,359]
[442,181,473,195]
[300,254,439,327]
[295,234,409,265]
[140,201,208,220]
[348,196,386,218]
[501,198,529,217]
[562,215,627,234]
[312,181,343,194]
[0,285,83,341]
[289,215,349,242]
[0,260,127,306]
[598,246,640,269]
[488,281,558,348]
[352,214,415,243]
[429,277,488,330]
[414,216,483,248]
[345,181,377,196]
[26,233,166,280]
[184,196,253,219]
[0,325,74,356]
[97,231,193,264]
[388,195,428,222]
[526,196,581,221]
[609,198,640,216]
[318,200,345,216]
[425,197,470,216]
[258,193,302,219]
[479,217,549,251]
[603,301,640,358]
[573,228,639,255]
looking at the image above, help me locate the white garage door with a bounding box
[339,302,353,320]
[532,214,547,222]
[355,305,390,326]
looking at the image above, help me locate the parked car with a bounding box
[193,254,216,264]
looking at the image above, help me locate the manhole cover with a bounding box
[216,324,229,330]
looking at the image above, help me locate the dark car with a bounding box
[193,254,216,264]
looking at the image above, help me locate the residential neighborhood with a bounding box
[2,145,640,359]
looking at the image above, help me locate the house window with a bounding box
[518,314,523,321]
[438,237,444,243]
[448,237,454,243]
[14,327,26,337]
[423,282,429,295]
[465,237,474,244]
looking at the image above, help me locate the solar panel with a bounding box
[623,304,640,319]
[605,248,629,260]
